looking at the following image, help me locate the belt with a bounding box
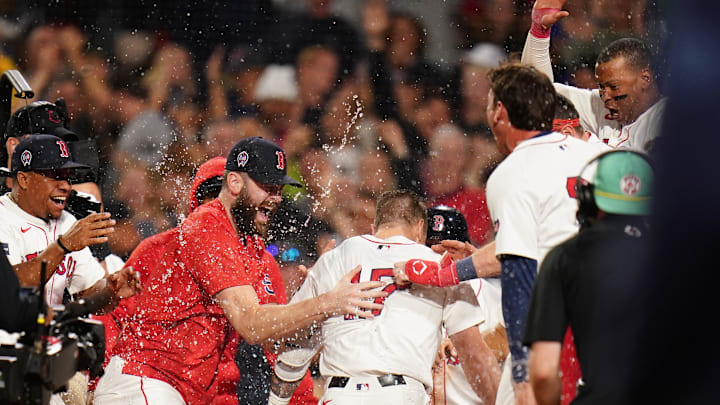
[328,374,407,388]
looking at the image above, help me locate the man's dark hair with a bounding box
[596,38,652,72]
[555,94,580,120]
[374,189,426,230]
[488,64,556,131]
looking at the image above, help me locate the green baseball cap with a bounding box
[593,151,653,215]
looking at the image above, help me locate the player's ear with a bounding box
[225,171,245,195]
[493,101,506,125]
[639,67,652,90]
[5,136,19,159]
[14,171,30,190]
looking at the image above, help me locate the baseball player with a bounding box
[395,65,607,404]
[426,206,508,405]
[94,137,385,405]
[521,0,666,152]
[269,190,496,405]
[524,150,654,404]
[0,134,139,308]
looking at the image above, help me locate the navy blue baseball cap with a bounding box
[426,205,470,244]
[226,137,301,187]
[11,134,88,175]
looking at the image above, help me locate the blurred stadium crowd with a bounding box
[0,0,667,272]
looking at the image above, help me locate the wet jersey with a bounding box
[289,234,484,388]
[487,132,607,267]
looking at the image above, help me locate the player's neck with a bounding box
[629,86,662,125]
[374,224,420,243]
[507,128,544,153]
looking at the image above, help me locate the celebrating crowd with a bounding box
[0,0,668,404]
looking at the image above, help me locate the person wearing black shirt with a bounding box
[0,251,41,333]
[524,150,653,405]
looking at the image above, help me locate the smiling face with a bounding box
[15,169,73,221]
[596,56,649,126]
[230,173,283,237]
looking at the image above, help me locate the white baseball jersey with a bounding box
[0,194,105,306]
[555,83,667,152]
[441,277,504,405]
[487,132,607,267]
[287,234,484,389]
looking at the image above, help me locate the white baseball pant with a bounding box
[319,375,429,405]
[93,356,186,405]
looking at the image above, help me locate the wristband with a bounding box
[530,8,561,38]
[57,236,71,254]
[405,259,459,287]
[456,256,479,281]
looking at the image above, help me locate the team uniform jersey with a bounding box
[521,31,665,153]
[106,200,278,405]
[555,83,667,152]
[288,234,484,389]
[487,132,608,267]
[0,193,105,306]
[440,278,504,405]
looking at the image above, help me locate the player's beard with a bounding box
[230,187,271,237]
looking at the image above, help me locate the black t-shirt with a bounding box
[524,215,650,404]
[0,252,40,334]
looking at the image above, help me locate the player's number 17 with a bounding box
[344,267,400,320]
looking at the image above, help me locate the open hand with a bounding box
[532,0,570,29]
[430,240,476,261]
[326,265,386,318]
[60,212,115,251]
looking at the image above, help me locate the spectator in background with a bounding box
[295,45,340,130]
[455,0,529,53]
[423,124,493,246]
[205,44,265,121]
[457,43,507,187]
[253,64,299,141]
[363,0,440,158]
[202,120,241,160]
[20,25,63,100]
[414,96,453,150]
[268,0,362,76]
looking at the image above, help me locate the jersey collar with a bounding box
[530,130,554,139]
[361,234,416,245]
[0,193,54,230]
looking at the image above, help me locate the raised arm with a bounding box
[394,241,500,287]
[520,0,569,81]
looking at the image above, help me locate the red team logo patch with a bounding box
[620,174,641,196]
[432,215,444,232]
[56,140,70,158]
[48,109,62,124]
[275,150,285,170]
